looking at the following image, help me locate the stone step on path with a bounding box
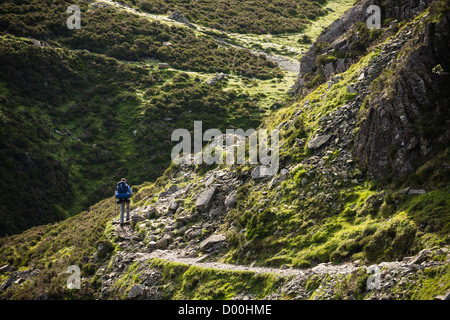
[135,249,361,277]
[112,222,141,247]
[110,214,449,282]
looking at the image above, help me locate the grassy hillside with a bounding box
[0,0,282,78]
[120,0,328,34]
[0,0,448,302]
[0,0,291,235]
[0,35,282,235]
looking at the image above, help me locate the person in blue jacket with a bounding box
[115,178,132,225]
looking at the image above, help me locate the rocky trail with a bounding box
[112,223,358,277]
[99,10,450,298]
[108,223,449,300]
[86,0,450,300]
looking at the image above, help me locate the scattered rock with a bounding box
[0,264,15,275]
[307,134,332,150]
[206,72,227,85]
[279,168,290,181]
[155,234,172,250]
[434,289,450,301]
[158,63,169,69]
[175,214,193,224]
[409,249,430,265]
[199,234,226,252]
[224,190,237,209]
[159,185,180,198]
[168,201,179,214]
[131,214,145,225]
[147,241,157,250]
[127,284,146,299]
[251,165,276,178]
[168,9,194,27]
[268,177,278,189]
[346,84,358,94]
[144,207,158,219]
[195,187,217,211]
[408,189,426,195]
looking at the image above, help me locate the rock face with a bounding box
[295,0,450,180]
[294,0,436,96]
[353,11,450,179]
[294,0,372,95]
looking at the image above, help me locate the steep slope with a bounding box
[0,0,449,300]
[294,0,450,179]
[0,0,288,235]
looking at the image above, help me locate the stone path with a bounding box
[144,249,366,277]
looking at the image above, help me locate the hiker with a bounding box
[115,178,132,225]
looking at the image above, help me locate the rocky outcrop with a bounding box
[294,0,436,96]
[294,0,450,179]
[294,0,373,95]
[353,11,450,179]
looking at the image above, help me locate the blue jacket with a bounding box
[115,183,132,199]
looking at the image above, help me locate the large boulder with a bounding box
[155,234,172,250]
[199,234,226,252]
[307,134,332,150]
[224,190,237,209]
[195,187,217,211]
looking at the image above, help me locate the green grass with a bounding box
[119,0,328,35]
[409,265,450,299]
[147,258,282,300]
[0,31,281,235]
[0,196,116,299]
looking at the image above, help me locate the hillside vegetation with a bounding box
[119,0,328,34]
[0,0,449,301]
[0,0,290,235]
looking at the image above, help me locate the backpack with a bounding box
[117,181,128,194]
